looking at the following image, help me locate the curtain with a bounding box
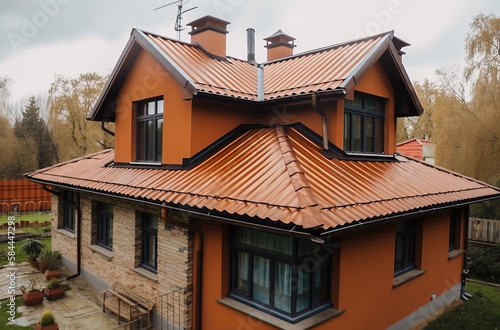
[274,262,291,313]
[296,264,311,312]
[252,256,270,305]
[236,251,249,293]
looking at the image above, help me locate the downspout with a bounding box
[161,207,203,330]
[312,91,329,150]
[67,193,82,280]
[101,121,115,137]
[461,206,472,301]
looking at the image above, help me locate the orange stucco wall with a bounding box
[197,209,464,329]
[114,49,192,164]
[113,54,398,164]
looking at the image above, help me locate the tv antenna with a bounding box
[154,0,197,40]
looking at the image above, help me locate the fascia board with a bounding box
[133,29,199,98]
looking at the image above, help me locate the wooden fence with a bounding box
[0,179,51,213]
[469,217,500,245]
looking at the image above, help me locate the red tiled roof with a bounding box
[26,126,499,232]
[396,139,433,160]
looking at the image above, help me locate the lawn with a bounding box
[423,281,500,329]
[0,297,32,329]
[0,213,52,225]
[0,238,51,267]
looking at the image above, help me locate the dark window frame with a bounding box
[344,92,385,154]
[141,213,158,273]
[394,219,418,277]
[449,209,460,252]
[62,191,76,232]
[97,202,113,251]
[136,97,164,163]
[229,227,331,323]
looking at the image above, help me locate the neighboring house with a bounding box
[26,16,500,330]
[397,138,435,164]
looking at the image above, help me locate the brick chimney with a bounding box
[264,29,296,61]
[187,15,230,58]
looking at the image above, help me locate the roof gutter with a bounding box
[27,178,315,240]
[319,195,500,238]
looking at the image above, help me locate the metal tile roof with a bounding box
[26,125,500,232]
[145,32,384,101]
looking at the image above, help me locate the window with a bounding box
[449,209,460,251]
[230,227,331,323]
[62,191,76,232]
[97,202,113,250]
[141,213,158,272]
[136,98,163,163]
[394,219,417,277]
[344,93,385,153]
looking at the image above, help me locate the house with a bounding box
[397,138,435,164]
[26,15,500,330]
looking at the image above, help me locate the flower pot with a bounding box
[38,262,47,273]
[44,287,65,301]
[28,258,39,269]
[44,269,61,281]
[22,290,44,306]
[34,322,59,330]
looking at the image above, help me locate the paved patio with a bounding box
[0,261,118,329]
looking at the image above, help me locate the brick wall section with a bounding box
[51,190,193,328]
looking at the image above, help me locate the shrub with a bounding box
[39,310,56,326]
[468,243,500,283]
[46,278,61,289]
[38,250,61,270]
[20,238,45,260]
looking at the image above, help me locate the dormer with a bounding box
[88,18,422,169]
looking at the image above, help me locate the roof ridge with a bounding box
[275,125,324,229]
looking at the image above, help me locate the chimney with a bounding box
[187,15,230,58]
[246,28,256,64]
[264,29,296,61]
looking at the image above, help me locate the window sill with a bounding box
[448,249,464,260]
[129,161,162,166]
[89,245,113,260]
[57,229,76,239]
[132,267,158,282]
[217,297,343,330]
[393,269,426,288]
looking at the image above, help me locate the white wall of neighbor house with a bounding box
[51,191,193,328]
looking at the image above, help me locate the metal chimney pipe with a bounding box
[246,28,256,63]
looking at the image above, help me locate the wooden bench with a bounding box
[102,286,155,328]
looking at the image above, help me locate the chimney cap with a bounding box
[264,29,296,49]
[187,15,230,36]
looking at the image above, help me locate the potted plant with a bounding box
[38,250,61,280]
[22,276,44,306]
[34,310,59,330]
[20,238,45,269]
[43,278,65,301]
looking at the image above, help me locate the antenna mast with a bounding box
[154,0,197,40]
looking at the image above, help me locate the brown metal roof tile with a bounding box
[27,126,500,232]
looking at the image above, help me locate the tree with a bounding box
[432,13,500,183]
[10,96,58,177]
[48,73,113,161]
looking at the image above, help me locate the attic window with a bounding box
[136,98,163,163]
[344,93,385,154]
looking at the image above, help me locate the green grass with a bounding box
[0,213,51,225]
[0,297,32,329]
[0,238,51,267]
[423,281,500,330]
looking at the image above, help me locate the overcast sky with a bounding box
[0,0,498,103]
